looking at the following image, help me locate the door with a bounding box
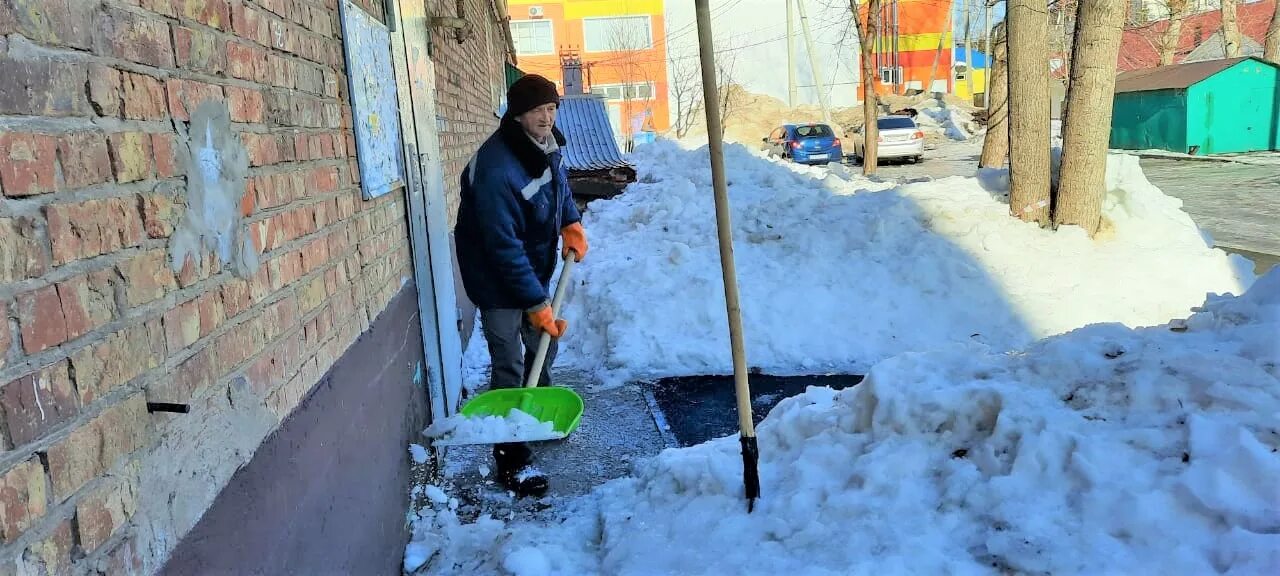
[388,0,464,422]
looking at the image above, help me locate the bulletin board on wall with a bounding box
[339,0,406,200]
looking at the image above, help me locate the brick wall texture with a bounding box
[427,0,506,226]
[0,0,513,571]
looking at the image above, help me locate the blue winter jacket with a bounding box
[455,118,581,311]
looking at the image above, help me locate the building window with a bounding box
[511,20,553,55]
[583,16,652,52]
[590,82,655,101]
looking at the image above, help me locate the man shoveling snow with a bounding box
[452,74,589,497]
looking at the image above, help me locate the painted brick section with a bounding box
[0,458,48,543]
[0,361,77,447]
[43,395,149,501]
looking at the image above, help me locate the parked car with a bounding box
[848,116,925,164]
[762,123,843,165]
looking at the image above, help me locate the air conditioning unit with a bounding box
[529,6,544,18]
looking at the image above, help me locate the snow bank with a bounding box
[409,269,1280,575]
[560,139,1249,386]
[423,408,563,446]
[916,102,980,140]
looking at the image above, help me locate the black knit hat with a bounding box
[506,74,560,118]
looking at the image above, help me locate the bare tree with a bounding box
[1221,0,1243,58]
[669,50,703,139]
[1159,0,1191,65]
[980,21,1009,168]
[716,47,740,137]
[607,20,657,149]
[1006,0,1052,225]
[1055,0,1126,236]
[1267,0,1280,64]
[851,0,880,175]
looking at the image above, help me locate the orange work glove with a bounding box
[527,305,567,338]
[561,222,588,262]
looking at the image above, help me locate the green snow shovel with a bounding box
[447,254,584,444]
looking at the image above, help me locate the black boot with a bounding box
[493,442,549,498]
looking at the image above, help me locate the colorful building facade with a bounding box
[856,0,955,99]
[507,0,670,142]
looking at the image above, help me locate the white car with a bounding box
[848,115,925,164]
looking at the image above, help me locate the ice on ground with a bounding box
[408,269,1280,575]
[423,408,564,446]
[558,139,1250,387]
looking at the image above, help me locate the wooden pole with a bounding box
[693,0,759,512]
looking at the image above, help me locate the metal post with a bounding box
[693,0,759,513]
[796,0,835,127]
[984,1,992,101]
[787,0,797,107]
[893,0,901,94]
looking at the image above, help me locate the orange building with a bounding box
[856,0,955,99]
[507,0,669,143]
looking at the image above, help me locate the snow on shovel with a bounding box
[424,255,584,447]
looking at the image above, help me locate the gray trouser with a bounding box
[480,308,557,390]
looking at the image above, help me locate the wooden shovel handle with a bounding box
[524,254,576,388]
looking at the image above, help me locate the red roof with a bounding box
[1119,0,1276,71]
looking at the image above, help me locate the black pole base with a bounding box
[740,434,760,513]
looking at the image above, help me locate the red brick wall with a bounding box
[0,0,415,571]
[428,0,509,226]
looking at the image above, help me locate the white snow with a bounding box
[423,484,449,506]
[913,100,981,141]
[503,547,552,576]
[407,268,1280,574]
[409,443,428,464]
[559,140,1251,387]
[423,408,564,446]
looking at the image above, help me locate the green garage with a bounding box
[1110,57,1280,155]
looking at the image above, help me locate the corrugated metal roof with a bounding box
[557,94,632,172]
[1114,57,1249,93]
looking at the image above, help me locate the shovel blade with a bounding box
[454,386,584,441]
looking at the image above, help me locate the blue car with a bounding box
[763,123,843,165]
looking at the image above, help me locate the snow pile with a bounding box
[902,98,981,141]
[560,139,1249,386]
[423,408,564,446]
[409,270,1280,574]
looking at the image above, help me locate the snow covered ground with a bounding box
[410,141,1274,575]
[407,267,1280,575]
[557,140,1253,387]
